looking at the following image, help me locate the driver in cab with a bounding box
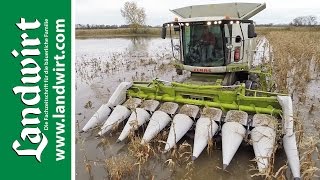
[200,27,215,63]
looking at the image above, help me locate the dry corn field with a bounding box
[257,27,320,179]
[76,27,320,180]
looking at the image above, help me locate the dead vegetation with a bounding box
[256,27,320,93]
[105,155,135,179]
[254,27,320,179]
[299,137,320,179]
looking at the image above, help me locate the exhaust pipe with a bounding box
[81,82,132,132]
[141,102,179,144]
[222,110,248,170]
[192,108,222,160]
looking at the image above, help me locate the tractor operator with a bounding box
[200,27,215,63]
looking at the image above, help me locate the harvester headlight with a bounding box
[218,21,222,24]
[230,21,234,24]
[170,23,174,27]
[207,21,211,25]
[185,23,189,26]
[236,21,240,24]
[214,21,217,24]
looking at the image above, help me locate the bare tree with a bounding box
[291,15,318,26]
[120,1,146,33]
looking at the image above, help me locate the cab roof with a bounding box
[170,2,266,20]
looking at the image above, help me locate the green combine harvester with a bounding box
[81,3,301,179]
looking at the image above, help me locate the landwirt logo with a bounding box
[11,18,48,162]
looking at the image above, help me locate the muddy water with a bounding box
[75,37,190,180]
[75,37,300,180]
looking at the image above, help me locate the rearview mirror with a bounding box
[248,24,255,38]
[235,35,242,43]
[161,25,167,39]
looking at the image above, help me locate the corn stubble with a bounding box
[254,27,320,179]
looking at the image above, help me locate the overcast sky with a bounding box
[76,0,320,25]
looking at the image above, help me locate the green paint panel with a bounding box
[128,80,282,115]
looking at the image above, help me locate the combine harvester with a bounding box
[81,2,300,179]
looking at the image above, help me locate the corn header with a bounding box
[81,2,300,179]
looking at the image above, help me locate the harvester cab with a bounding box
[82,3,301,179]
[162,3,265,86]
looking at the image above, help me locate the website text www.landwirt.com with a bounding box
[53,19,66,161]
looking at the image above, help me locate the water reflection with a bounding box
[129,37,149,50]
[76,37,172,59]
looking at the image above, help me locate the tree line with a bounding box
[75,24,155,29]
[77,1,319,30]
[290,15,318,26]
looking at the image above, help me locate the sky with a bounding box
[76,0,320,25]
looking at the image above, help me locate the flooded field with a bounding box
[76,37,319,179]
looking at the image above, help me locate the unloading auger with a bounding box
[81,2,301,179]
